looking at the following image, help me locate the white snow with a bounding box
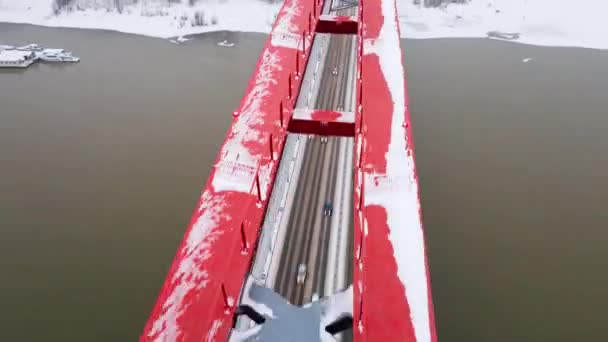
[320,285,353,341]
[399,0,608,50]
[270,31,302,49]
[207,319,223,342]
[1,0,607,49]
[273,0,300,34]
[362,0,431,341]
[240,276,277,319]
[0,50,34,62]
[212,159,257,193]
[229,325,263,342]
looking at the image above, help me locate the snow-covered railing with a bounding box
[353,0,437,340]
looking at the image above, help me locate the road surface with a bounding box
[274,9,357,307]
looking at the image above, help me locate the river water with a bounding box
[2,23,608,341]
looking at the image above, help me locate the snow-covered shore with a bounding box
[1,0,607,50]
[0,0,281,38]
[398,0,608,50]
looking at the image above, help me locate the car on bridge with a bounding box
[297,263,307,285]
[323,202,333,217]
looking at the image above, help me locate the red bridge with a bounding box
[142,0,436,340]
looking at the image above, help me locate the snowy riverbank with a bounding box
[0,0,281,38]
[398,0,608,50]
[1,0,607,49]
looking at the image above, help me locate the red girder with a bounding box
[316,14,358,35]
[140,0,320,340]
[288,109,355,136]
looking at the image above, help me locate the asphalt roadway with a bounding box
[274,29,355,306]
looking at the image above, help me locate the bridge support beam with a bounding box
[316,15,358,34]
[288,109,355,137]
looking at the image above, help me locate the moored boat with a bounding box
[16,43,44,52]
[37,49,80,63]
[0,50,37,68]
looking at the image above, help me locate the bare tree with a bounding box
[192,10,206,26]
[52,0,73,15]
[114,0,123,13]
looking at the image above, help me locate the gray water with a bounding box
[406,39,608,341]
[1,24,264,341]
[2,23,608,341]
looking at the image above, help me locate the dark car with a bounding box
[323,202,333,217]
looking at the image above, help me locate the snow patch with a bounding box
[273,0,301,34]
[210,48,282,193]
[0,49,34,62]
[207,319,223,342]
[227,296,235,307]
[212,159,258,193]
[229,325,263,341]
[271,31,301,49]
[257,161,274,201]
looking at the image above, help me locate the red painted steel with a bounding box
[316,14,358,34]
[140,0,320,340]
[289,118,355,137]
[288,109,355,136]
[353,0,437,341]
[308,108,352,122]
